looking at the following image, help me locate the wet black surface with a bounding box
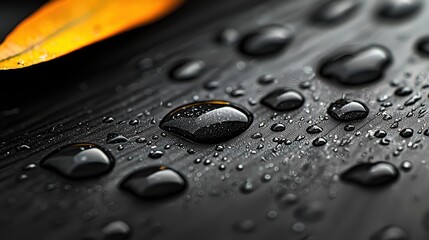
[2,0,429,240]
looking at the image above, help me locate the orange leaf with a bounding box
[0,0,183,70]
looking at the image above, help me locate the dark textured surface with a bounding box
[2,0,429,239]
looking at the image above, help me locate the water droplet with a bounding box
[395,86,413,96]
[380,138,391,145]
[320,45,392,85]
[169,59,205,81]
[416,36,429,57]
[328,99,369,121]
[375,130,388,138]
[239,25,294,57]
[121,166,186,199]
[216,28,239,46]
[106,133,129,144]
[344,124,355,131]
[233,220,256,233]
[102,116,115,123]
[41,143,113,179]
[271,123,286,132]
[149,150,164,159]
[310,0,360,25]
[159,101,253,143]
[341,162,399,187]
[306,124,323,134]
[16,144,30,152]
[312,137,327,146]
[261,89,305,111]
[240,180,256,194]
[376,0,422,20]
[294,201,324,222]
[101,220,131,240]
[399,128,413,138]
[404,94,421,106]
[400,160,412,171]
[370,225,408,240]
[258,74,277,85]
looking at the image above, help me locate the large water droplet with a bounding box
[261,89,305,111]
[328,99,369,121]
[376,0,422,21]
[341,162,399,187]
[320,45,392,85]
[239,25,294,57]
[370,225,408,240]
[169,59,206,81]
[121,166,186,199]
[41,143,113,179]
[160,101,253,143]
[310,0,360,25]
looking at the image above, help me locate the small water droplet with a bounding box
[102,116,115,123]
[216,28,239,46]
[240,180,256,194]
[160,101,253,143]
[261,89,305,111]
[239,25,294,57]
[320,45,392,85]
[121,166,186,199]
[106,133,129,144]
[395,86,413,96]
[416,36,429,57]
[149,150,164,159]
[399,128,413,138]
[341,161,399,187]
[101,220,131,240]
[294,201,324,222]
[312,137,327,146]
[41,143,113,179]
[400,160,412,171]
[306,124,323,134]
[310,0,360,26]
[370,225,408,240]
[169,59,205,81]
[233,220,256,233]
[344,124,355,131]
[271,123,286,132]
[376,0,422,20]
[258,74,277,85]
[328,99,369,121]
[375,130,388,138]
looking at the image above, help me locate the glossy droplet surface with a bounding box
[306,124,323,134]
[399,128,413,138]
[102,221,131,240]
[160,101,253,143]
[416,36,429,57]
[312,137,327,146]
[370,225,408,240]
[377,0,422,20]
[320,45,392,85]
[261,89,305,111]
[328,99,369,121]
[169,59,205,81]
[395,86,413,96]
[121,166,186,199]
[239,25,294,57]
[41,143,113,179]
[341,162,399,187]
[310,0,360,25]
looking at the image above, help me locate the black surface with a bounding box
[2,0,429,239]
